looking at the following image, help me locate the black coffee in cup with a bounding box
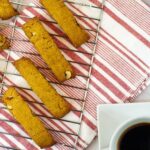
[118,123,150,150]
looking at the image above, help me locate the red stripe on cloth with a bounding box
[67,4,98,30]
[39,68,86,89]
[0,122,35,149]
[90,0,103,8]
[0,132,18,148]
[97,35,145,76]
[85,90,106,117]
[68,3,98,25]
[58,121,88,145]
[0,51,14,61]
[99,33,148,74]
[45,120,81,147]
[90,0,150,48]
[52,36,92,59]
[101,28,150,69]
[96,40,145,85]
[73,110,97,131]
[0,110,38,149]
[82,114,97,132]
[90,79,118,103]
[105,8,150,48]
[94,58,131,91]
[108,0,150,35]
[92,68,127,99]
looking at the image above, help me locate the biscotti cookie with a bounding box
[0,0,18,20]
[2,87,55,148]
[22,17,75,82]
[0,34,10,51]
[14,57,71,118]
[40,0,90,47]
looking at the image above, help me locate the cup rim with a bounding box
[109,117,150,150]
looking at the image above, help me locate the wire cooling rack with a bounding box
[0,0,105,149]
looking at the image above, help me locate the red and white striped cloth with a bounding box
[0,0,150,149]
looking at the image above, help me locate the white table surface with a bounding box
[87,1,150,148]
[87,85,150,150]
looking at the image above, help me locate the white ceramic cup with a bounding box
[109,117,150,150]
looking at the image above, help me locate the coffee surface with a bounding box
[118,123,150,150]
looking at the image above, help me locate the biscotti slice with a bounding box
[0,34,10,51]
[40,0,90,47]
[2,87,55,148]
[0,0,18,20]
[22,17,75,82]
[14,57,71,118]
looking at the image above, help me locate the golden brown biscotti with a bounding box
[40,0,90,47]
[0,0,18,20]
[0,34,10,51]
[14,57,71,118]
[22,17,75,82]
[2,87,55,148]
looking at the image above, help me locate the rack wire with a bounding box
[0,0,105,149]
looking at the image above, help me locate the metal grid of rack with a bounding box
[0,0,105,149]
